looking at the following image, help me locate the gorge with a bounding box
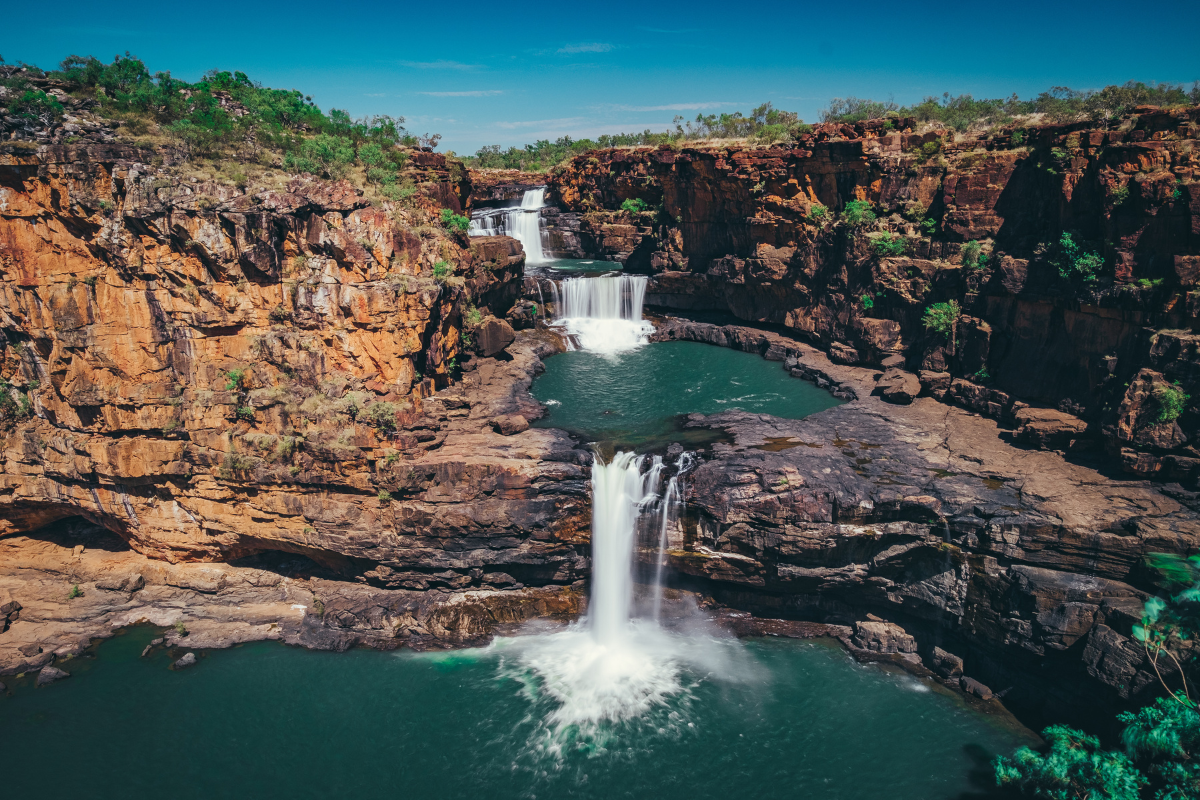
[1,57,1198,798]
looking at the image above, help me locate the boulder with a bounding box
[852,620,918,654]
[36,665,70,686]
[877,368,921,405]
[931,647,964,679]
[490,415,529,436]
[173,652,197,670]
[476,316,516,357]
[919,371,952,398]
[828,342,860,365]
[1014,407,1089,450]
[95,574,145,593]
[880,354,905,369]
[0,599,20,633]
[960,676,993,700]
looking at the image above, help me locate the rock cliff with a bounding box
[545,109,1200,485]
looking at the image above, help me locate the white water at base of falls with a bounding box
[468,187,547,264]
[548,273,655,354]
[491,452,750,745]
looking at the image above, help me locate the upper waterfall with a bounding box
[468,187,547,265]
[548,274,654,354]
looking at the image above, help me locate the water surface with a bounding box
[0,627,1032,799]
[532,340,841,446]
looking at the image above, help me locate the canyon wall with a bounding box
[545,109,1200,486]
[0,123,591,592]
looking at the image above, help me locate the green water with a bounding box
[532,340,842,446]
[0,627,1032,799]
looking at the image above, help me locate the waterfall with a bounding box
[590,452,664,645]
[468,187,547,265]
[549,274,654,354]
[497,449,743,738]
[650,452,693,622]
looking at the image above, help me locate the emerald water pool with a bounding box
[532,340,842,446]
[0,626,1033,799]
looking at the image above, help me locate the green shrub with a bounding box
[432,260,453,281]
[842,200,876,227]
[1010,129,1027,146]
[284,133,355,178]
[439,208,470,234]
[1049,232,1104,281]
[872,233,907,256]
[922,300,962,351]
[361,401,400,431]
[14,89,64,123]
[235,405,255,421]
[464,304,483,326]
[68,584,83,600]
[807,204,829,222]
[174,621,188,636]
[224,368,247,391]
[921,218,938,235]
[860,294,874,310]
[378,490,393,502]
[1111,184,1130,206]
[620,198,649,213]
[960,240,989,270]
[1154,382,1190,424]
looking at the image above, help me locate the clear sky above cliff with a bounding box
[4,0,1198,154]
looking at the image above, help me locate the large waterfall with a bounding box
[499,450,744,740]
[548,274,654,354]
[469,187,547,264]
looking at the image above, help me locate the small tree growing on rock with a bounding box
[922,300,962,354]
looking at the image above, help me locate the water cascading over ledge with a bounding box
[469,187,547,264]
[548,274,654,354]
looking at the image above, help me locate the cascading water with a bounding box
[468,187,547,265]
[497,450,747,747]
[547,274,654,354]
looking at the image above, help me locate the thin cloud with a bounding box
[418,90,504,97]
[602,101,739,112]
[557,43,614,54]
[398,60,481,70]
[493,117,587,130]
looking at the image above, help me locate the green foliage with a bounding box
[42,54,416,165]
[1000,553,1200,800]
[377,490,392,502]
[823,81,1200,130]
[464,102,811,171]
[174,621,188,636]
[841,200,876,227]
[224,368,246,391]
[1111,184,1131,206]
[995,725,1146,800]
[860,294,874,310]
[0,377,34,423]
[432,260,453,281]
[361,401,401,431]
[67,584,83,600]
[284,133,355,178]
[1047,232,1105,281]
[921,218,938,235]
[961,240,989,270]
[464,304,483,327]
[13,88,64,123]
[620,198,649,213]
[807,204,829,222]
[922,301,962,351]
[235,405,255,421]
[1154,383,1190,424]
[872,233,907,257]
[439,208,470,234]
[1011,129,1027,146]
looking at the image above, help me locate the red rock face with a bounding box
[542,108,1200,483]
[0,139,591,587]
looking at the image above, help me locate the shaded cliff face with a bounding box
[0,134,592,590]
[545,109,1200,484]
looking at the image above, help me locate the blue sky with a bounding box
[4,0,1198,154]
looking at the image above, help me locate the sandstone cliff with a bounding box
[545,109,1200,484]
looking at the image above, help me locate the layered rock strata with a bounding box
[544,108,1200,484]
